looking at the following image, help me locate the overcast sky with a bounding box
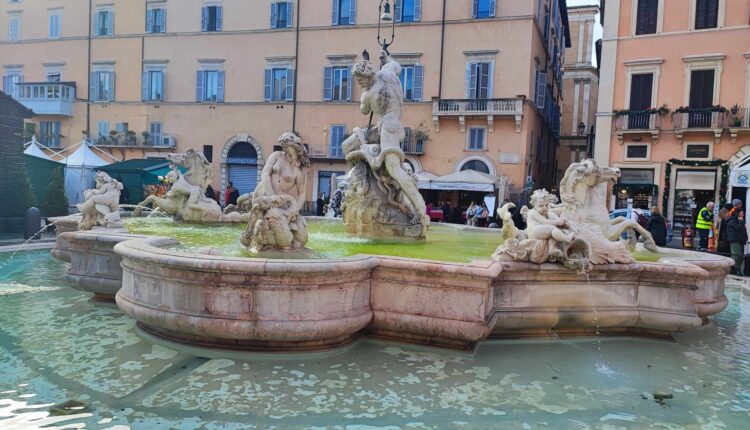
[566,0,602,65]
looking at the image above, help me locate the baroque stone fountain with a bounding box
[50,52,732,351]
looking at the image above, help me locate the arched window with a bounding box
[461,159,490,174]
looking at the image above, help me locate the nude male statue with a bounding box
[350,52,428,225]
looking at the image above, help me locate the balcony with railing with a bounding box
[307,144,345,160]
[672,109,726,144]
[432,97,523,133]
[728,108,750,144]
[93,133,176,149]
[400,138,425,155]
[614,111,662,144]
[15,82,76,116]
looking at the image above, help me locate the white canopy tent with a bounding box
[23,136,57,161]
[60,141,117,209]
[419,170,507,192]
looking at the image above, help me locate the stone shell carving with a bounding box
[76,171,123,230]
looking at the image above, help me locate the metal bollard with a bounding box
[24,207,42,240]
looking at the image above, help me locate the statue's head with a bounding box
[352,59,376,89]
[278,132,310,168]
[95,171,111,186]
[530,189,557,213]
[402,162,414,175]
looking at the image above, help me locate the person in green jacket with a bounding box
[696,202,715,250]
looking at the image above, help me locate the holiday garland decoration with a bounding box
[662,158,729,214]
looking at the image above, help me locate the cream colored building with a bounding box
[559,4,598,180]
[2,0,570,210]
[595,0,750,230]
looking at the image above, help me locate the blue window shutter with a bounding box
[414,0,421,21]
[196,71,204,101]
[395,0,402,22]
[161,9,166,32]
[216,6,223,31]
[264,69,272,101]
[286,2,293,28]
[141,71,149,101]
[349,0,356,24]
[156,71,164,101]
[271,2,277,28]
[285,68,294,101]
[489,0,496,17]
[323,66,333,101]
[217,71,225,102]
[413,65,423,101]
[332,0,339,25]
[109,72,115,101]
[146,9,153,32]
[1,76,7,95]
[107,11,114,35]
[345,69,352,101]
[472,0,478,18]
[468,63,478,99]
[93,13,99,36]
[535,71,546,109]
[487,62,494,98]
[90,72,98,101]
[201,6,208,31]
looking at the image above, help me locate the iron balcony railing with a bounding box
[614,112,661,131]
[15,82,76,116]
[433,98,523,116]
[672,110,726,129]
[400,138,425,155]
[308,144,345,159]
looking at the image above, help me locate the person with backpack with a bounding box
[646,206,668,247]
[476,202,489,227]
[630,208,648,239]
[695,202,715,251]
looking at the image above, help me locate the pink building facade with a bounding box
[595,0,750,230]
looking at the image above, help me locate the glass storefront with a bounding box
[614,169,656,209]
[672,169,717,230]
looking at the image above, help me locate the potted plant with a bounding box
[413,123,431,154]
[125,130,137,145]
[657,104,670,116]
[141,131,151,145]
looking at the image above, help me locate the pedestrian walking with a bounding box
[466,202,477,226]
[476,202,489,227]
[716,204,731,255]
[646,206,668,247]
[330,184,345,218]
[695,201,715,250]
[727,199,747,276]
[316,192,326,216]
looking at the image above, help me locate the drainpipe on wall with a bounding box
[437,0,446,99]
[291,0,301,133]
[86,0,92,141]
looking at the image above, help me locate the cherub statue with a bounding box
[77,171,123,230]
[526,189,576,245]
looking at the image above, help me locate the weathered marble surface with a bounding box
[240,132,309,252]
[133,149,245,223]
[342,53,428,239]
[76,171,124,230]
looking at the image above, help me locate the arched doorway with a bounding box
[227,142,258,195]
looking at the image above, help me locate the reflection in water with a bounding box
[1,250,749,429]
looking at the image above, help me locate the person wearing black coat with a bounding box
[645,206,668,246]
[726,201,747,275]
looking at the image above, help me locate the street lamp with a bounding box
[577,121,586,136]
[377,1,396,60]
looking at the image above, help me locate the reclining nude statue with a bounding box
[240,132,309,251]
[340,51,428,239]
[77,171,124,230]
[133,149,244,223]
[493,159,660,272]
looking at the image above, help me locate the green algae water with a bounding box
[124,218,664,263]
[1,249,749,429]
[124,218,501,262]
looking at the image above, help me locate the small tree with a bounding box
[0,169,36,218]
[41,167,69,217]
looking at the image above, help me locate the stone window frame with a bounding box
[682,54,724,106]
[7,11,21,41]
[93,4,114,37]
[689,0,725,31]
[464,50,498,99]
[48,7,62,39]
[684,142,714,161]
[623,58,662,110]
[146,1,167,34]
[143,60,168,102]
[630,0,664,36]
[466,126,487,151]
[44,62,65,81]
[454,154,496,176]
[624,142,651,161]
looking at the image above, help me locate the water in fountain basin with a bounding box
[1,249,749,429]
